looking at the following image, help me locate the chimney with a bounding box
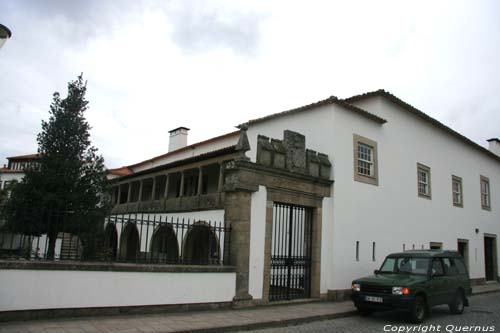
[168,127,190,152]
[487,138,500,156]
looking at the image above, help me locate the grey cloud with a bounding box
[163,1,264,56]
[3,0,140,45]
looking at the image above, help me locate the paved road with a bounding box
[248,293,500,332]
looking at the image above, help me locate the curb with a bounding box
[471,288,500,296]
[173,309,359,333]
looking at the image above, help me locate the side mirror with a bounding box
[374,269,380,275]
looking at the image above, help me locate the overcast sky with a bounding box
[1,0,499,169]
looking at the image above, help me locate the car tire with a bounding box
[356,306,373,316]
[409,295,427,323]
[449,290,465,314]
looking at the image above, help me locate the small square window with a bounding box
[480,175,491,211]
[353,134,378,186]
[417,163,431,199]
[452,175,463,207]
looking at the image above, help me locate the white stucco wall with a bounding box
[249,186,267,300]
[244,98,500,292]
[0,269,235,311]
[0,172,24,190]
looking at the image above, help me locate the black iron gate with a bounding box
[269,202,313,301]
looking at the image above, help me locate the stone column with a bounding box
[117,185,122,204]
[179,172,185,197]
[218,163,224,192]
[225,189,253,306]
[138,180,143,202]
[197,167,203,195]
[164,174,170,198]
[151,177,156,200]
[126,183,132,203]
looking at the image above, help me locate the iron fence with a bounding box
[0,209,231,266]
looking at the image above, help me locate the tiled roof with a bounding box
[344,89,500,163]
[107,167,134,176]
[7,153,40,160]
[109,145,237,182]
[246,96,387,126]
[107,130,240,173]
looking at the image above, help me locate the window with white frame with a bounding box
[357,143,373,176]
[480,175,491,210]
[417,163,431,198]
[353,134,378,186]
[452,175,463,207]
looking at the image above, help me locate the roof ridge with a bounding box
[344,90,500,164]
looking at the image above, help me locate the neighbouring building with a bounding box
[105,90,500,304]
[0,153,40,191]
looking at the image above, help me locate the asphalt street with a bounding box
[248,293,500,333]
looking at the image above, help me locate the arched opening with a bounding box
[119,223,140,261]
[103,223,118,260]
[150,225,179,263]
[183,223,220,265]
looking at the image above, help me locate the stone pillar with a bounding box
[164,174,170,198]
[225,189,253,306]
[151,177,156,200]
[179,172,185,197]
[197,167,203,195]
[218,163,224,192]
[138,180,143,202]
[117,185,122,204]
[126,182,132,203]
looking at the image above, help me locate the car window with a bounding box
[379,257,429,275]
[443,258,458,275]
[452,258,467,275]
[432,258,444,276]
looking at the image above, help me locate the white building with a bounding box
[3,90,495,315]
[0,154,40,191]
[103,89,499,304]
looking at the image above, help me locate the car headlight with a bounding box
[392,286,410,295]
[352,283,361,292]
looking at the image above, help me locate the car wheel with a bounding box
[356,306,373,316]
[449,290,465,314]
[409,295,427,323]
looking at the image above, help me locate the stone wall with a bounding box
[256,130,331,179]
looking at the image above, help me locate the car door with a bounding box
[442,257,458,303]
[428,258,447,306]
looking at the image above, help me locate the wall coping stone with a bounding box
[0,260,236,273]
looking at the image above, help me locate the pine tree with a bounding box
[4,75,108,259]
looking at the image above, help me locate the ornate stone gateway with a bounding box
[270,202,313,301]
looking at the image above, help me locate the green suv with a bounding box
[351,250,471,323]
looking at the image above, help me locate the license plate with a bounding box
[365,296,383,303]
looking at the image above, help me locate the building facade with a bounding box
[0,154,40,191]
[106,90,500,304]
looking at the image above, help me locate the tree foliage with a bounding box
[3,75,109,258]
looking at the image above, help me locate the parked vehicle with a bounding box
[351,250,471,323]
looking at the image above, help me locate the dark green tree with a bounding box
[3,75,108,259]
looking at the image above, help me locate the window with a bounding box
[431,258,444,276]
[452,258,467,275]
[480,175,491,211]
[442,258,458,276]
[452,175,463,207]
[353,134,378,186]
[417,163,431,199]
